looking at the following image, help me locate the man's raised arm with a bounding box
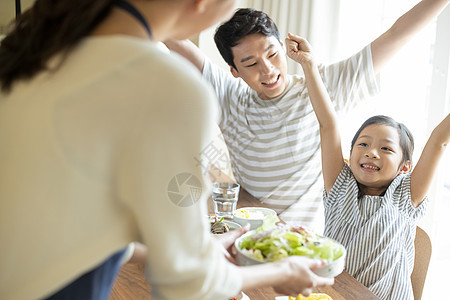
[371,0,449,74]
[164,39,207,73]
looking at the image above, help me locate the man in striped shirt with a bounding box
[166,0,449,231]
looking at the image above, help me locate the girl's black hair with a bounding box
[214,8,280,69]
[0,0,115,93]
[351,115,415,163]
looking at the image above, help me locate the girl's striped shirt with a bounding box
[324,163,427,299]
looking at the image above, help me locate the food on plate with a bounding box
[233,207,277,230]
[210,216,230,234]
[238,215,345,264]
[234,208,265,220]
[288,293,333,300]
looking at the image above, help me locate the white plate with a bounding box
[229,291,250,300]
[241,292,250,300]
[209,216,241,234]
[275,294,330,300]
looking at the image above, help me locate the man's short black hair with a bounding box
[214,8,280,69]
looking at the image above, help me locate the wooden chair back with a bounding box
[411,226,432,300]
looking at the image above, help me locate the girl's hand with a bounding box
[285,33,314,65]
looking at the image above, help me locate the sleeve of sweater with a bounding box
[116,50,242,300]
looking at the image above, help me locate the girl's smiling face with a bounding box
[349,124,411,196]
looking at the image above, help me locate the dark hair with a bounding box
[351,115,414,163]
[214,8,280,69]
[0,0,114,93]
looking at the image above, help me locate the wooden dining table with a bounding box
[109,188,380,300]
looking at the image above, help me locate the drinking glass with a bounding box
[212,182,240,219]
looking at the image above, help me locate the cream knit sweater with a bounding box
[0,36,241,300]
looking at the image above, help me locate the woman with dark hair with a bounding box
[0,1,333,299]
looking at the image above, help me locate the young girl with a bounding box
[286,33,450,300]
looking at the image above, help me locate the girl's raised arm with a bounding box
[286,33,345,193]
[410,113,450,207]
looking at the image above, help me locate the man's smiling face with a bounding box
[230,33,289,100]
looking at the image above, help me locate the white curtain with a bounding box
[199,0,342,74]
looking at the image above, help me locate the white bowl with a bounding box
[233,207,277,230]
[234,230,346,278]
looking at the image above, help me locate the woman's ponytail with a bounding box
[0,0,114,93]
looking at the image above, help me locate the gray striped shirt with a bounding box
[203,45,379,228]
[324,164,428,300]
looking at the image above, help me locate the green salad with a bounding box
[239,215,345,263]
